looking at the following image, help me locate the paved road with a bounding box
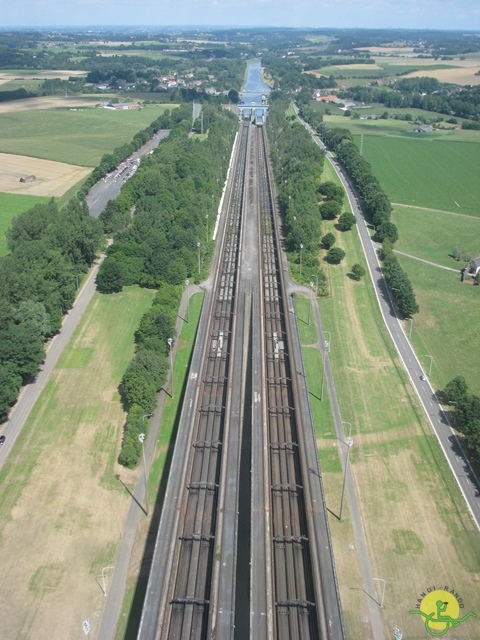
[297,111,480,532]
[86,130,170,218]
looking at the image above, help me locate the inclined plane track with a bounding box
[137,121,344,640]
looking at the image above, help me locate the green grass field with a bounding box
[0,284,155,638]
[0,78,44,92]
[393,205,480,267]
[114,292,204,640]
[358,135,480,215]
[398,256,480,395]
[318,112,480,395]
[0,104,172,166]
[295,202,480,638]
[0,192,50,256]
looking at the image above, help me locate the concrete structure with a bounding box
[103,102,140,110]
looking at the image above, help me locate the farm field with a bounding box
[0,285,155,640]
[0,151,92,197]
[357,135,480,216]
[398,256,480,395]
[0,192,50,255]
[0,103,171,166]
[392,204,480,268]
[296,204,480,638]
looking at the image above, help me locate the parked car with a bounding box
[0,435,5,445]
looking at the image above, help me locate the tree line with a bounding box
[313,122,419,317]
[0,199,103,421]
[441,376,480,463]
[342,81,480,123]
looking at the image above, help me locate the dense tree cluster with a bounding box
[342,81,480,122]
[95,103,237,293]
[266,92,327,292]
[441,376,480,463]
[0,199,103,421]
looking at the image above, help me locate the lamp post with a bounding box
[408,317,413,338]
[342,421,352,442]
[299,244,303,275]
[206,214,209,242]
[424,354,433,376]
[185,279,190,323]
[324,330,331,353]
[448,401,457,426]
[138,421,150,516]
[373,578,386,608]
[197,242,201,274]
[311,274,319,297]
[320,330,331,401]
[100,565,115,597]
[339,435,353,521]
[167,338,174,398]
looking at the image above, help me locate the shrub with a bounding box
[327,247,346,264]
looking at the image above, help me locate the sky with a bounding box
[1,0,479,31]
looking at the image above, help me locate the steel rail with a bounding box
[256,124,345,639]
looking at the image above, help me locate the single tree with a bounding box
[351,264,366,280]
[320,200,341,220]
[338,212,356,231]
[327,247,346,264]
[321,232,336,249]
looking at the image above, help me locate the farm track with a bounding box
[137,122,344,640]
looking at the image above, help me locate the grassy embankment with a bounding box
[114,291,204,640]
[295,158,480,639]
[0,285,155,640]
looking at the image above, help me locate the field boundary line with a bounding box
[393,250,460,272]
[392,202,480,220]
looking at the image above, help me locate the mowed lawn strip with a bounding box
[296,167,480,638]
[0,192,50,255]
[0,285,155,640]
[114,292,204,640]
[0,104,171,166]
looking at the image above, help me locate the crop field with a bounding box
[358,135,480,216]
[0,151,92,197]
[0,284,155,640]
[0,192,50,255]
[0,103,171,166]
[296,205,480,639]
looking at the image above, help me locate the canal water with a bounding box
[240,60,270,118]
